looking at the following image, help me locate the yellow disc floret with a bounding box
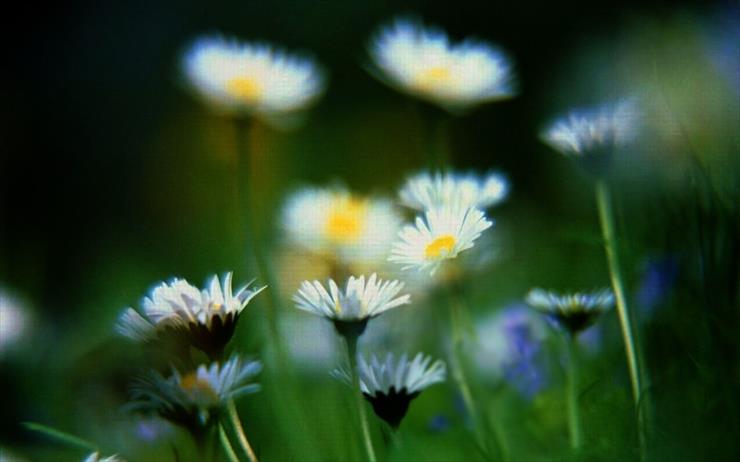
[226,77,263,103]
[326,197,367,243]
[425,235,456,259]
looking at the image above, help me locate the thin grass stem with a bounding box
[219,423,240,462]
[226,399,259,462]
[565,337,582,451]
[346,336,377,462]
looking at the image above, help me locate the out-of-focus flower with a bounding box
[399,171,509,211]
[636,256,679,319]
[390,205,492,275]
[334,353,446,428]
[129,356,261,431]
[280,314,339,374]
[83,453,125,462]
[0,290,30,355]
[472,304,549,398]
[526,288,614,337]
[368,18,515,112]
[116,273,265,360]
[293,273,410,338]
[541,100,638,175]
[281,188,401,269]
[182,35,326,121]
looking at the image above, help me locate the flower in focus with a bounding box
[334,352,446,428]
[281,188,401,270]
[182,35,326,121]
[389,205,493,274]
[472,304,549,398]
[129,356,261,432]
[526,288,614,336]
[368,18,515,112]
[293,273,410,338]
[541,100,638,175]
[399,171,509,211]
[83,453,125,462]
[116,273,265,360]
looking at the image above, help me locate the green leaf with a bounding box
[23,421,98,451]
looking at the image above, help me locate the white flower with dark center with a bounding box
[368,18,515,111]
[334,352,446,428]
[526,288,614,336]
[541,100,638,174]
[399,171,509,211]
[390,205,492,274]
[129,356,261,431]
[281,188,401,267]
[293,273,410,323]
[182,35,325,119]
[83,453,125,462]
[116,273,265,359]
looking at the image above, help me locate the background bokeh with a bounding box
[2,0,738,461]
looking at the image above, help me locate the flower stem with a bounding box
[447,289,498,460]
[219,423,240,462]
[565,337,582,451]
[595,179,648,456]
[226,399,259,462]
[346,336,377,462]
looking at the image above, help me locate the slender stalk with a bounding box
[346,336,377,462]
[219,423,240,462]
[565,338,582,451]
[226,399,259,462]
[595,179,647,455]
[447,289,497,460]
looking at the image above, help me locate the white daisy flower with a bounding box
[389,205,493,274]
[333,352,446,428]
[526,288,614,336]
[399,171,509,211]
[182,35,326,120]
[281,188,401,268]
[368,18,515,111]
[541,100,638,167]
[83,453,125,462]
[116,273,265,359]
[293,273,410,324]
[129,355,261,430]
[0,289,30,354]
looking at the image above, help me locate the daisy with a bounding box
[182,35,326,120]
[368,18,515,111]
[389,205,492,274]
[334,353,446,428]
[293,273,410,338]
[526,288,614,336]
[128,355,261,431]
[399,171,509,211]
[541,100,638,174]
[281,188,401,268]
[116,273,265,360]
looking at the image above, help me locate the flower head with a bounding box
[541,100,638,174]
[368,18,515,111]
[399,171,509,211]
[293,274,410,338]
[389,205,492,274]
[281,188,401,268]
[128,356,261,431]
[182,35,325,121]
[334,352,446,428]
[526,288,614,336]
[116,273,265,360]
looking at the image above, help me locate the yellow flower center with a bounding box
[180,373,218,401]
[425,235,456,259]
[414,66,452,91]
[226,77,263,103]
[326,197,366,243]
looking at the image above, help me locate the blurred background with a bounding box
[1,0,738,460]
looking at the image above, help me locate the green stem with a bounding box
[595,180,648,456]
[219,423,240,462]
[346,336,377,462]
[565,338,582,451]
[448,290,497,460]
[226,399,259,462]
